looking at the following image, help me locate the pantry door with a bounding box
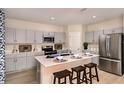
[68,31,82,53]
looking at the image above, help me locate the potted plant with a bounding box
[83,42,88,50]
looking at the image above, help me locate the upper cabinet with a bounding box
[85,27,123,43]
[85,32,94,43]
[5,27,16,43]
[26,30,35,43]
[35,31,43,43]
[85,31,101,43]
[103,28,122,34]
[54,32,65,43]
[94,31,100,43]
[15,29,26,43]
[6,28,26,43]
[43,32,54,37]
[5,27,64,44]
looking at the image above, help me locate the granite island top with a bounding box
[35,54,99,67]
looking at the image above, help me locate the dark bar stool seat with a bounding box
[53,69,72,84]
[71,65,88,84]
[84,63,99,84]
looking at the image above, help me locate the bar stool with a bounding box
[71,65,88,84]
[53,69,72,84]
[84,63,99,84]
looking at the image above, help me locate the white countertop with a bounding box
[35,54,99,67]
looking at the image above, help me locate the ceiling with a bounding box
[4,8,124,25]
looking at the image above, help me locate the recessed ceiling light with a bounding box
[92,16,96,19]
[50,17,55,21]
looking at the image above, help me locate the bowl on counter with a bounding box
[71,54,82,59]
[54,56,67,62]
[83,52,93,56]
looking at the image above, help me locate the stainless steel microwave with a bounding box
[43,37,54,43]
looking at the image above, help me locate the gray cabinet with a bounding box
[85,32,94,43]
[26,30,35,43]
[5,27,16,43]
[111,28,122,34]
[43,32,54,37]
[15,29,26,43]
[15,57,27,71]
[35,31,43,43]
[26,56,37,69]
[103,29,113,34]
[6,52,38,74]
[85,31,103,43]
[103,28,122,34]
[94,31,100,43]
[5,58,16,73]
[55,32,65,43]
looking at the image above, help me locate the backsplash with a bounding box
[5,43,66,54]
[87,44,99,54]
[5,44,43,53]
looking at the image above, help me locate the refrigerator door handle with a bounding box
[106,35,111,57]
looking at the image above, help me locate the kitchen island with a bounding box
[35,54,99,84]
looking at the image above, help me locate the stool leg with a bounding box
[89,68,92,84]
[95,66,99,82]
[58,78,61,84]
[84,70,88,84]
[77,72,80,84]
[69,74,72,84]
[53,76,56,84]
[71,70,74,79]
[64,77,66,84]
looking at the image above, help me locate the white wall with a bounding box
[5,18,64,32]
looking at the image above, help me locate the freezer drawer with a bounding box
[99,57,122,75]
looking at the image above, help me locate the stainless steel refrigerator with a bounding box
[99,33,124,75]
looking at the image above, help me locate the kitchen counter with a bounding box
[35,54,99,67]
[35,53,99,84]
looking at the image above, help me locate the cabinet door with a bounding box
[26,30,35,43]
[5,58,16,73]
[94,31,100,43]
[35,31,43,43]
[55,32,65,43]
[15,57,27,71]
[5,27,15,43]
[85,32,94,43]
[112,28,122,34]
[26,56,36,69]
[103,29,113,34]
[15,29,26,43]
[43,32,54,37]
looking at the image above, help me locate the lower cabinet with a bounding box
[26,56,37,69]
[15,57,27,71]
[5,58,16,73]
[6,53,37,74]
